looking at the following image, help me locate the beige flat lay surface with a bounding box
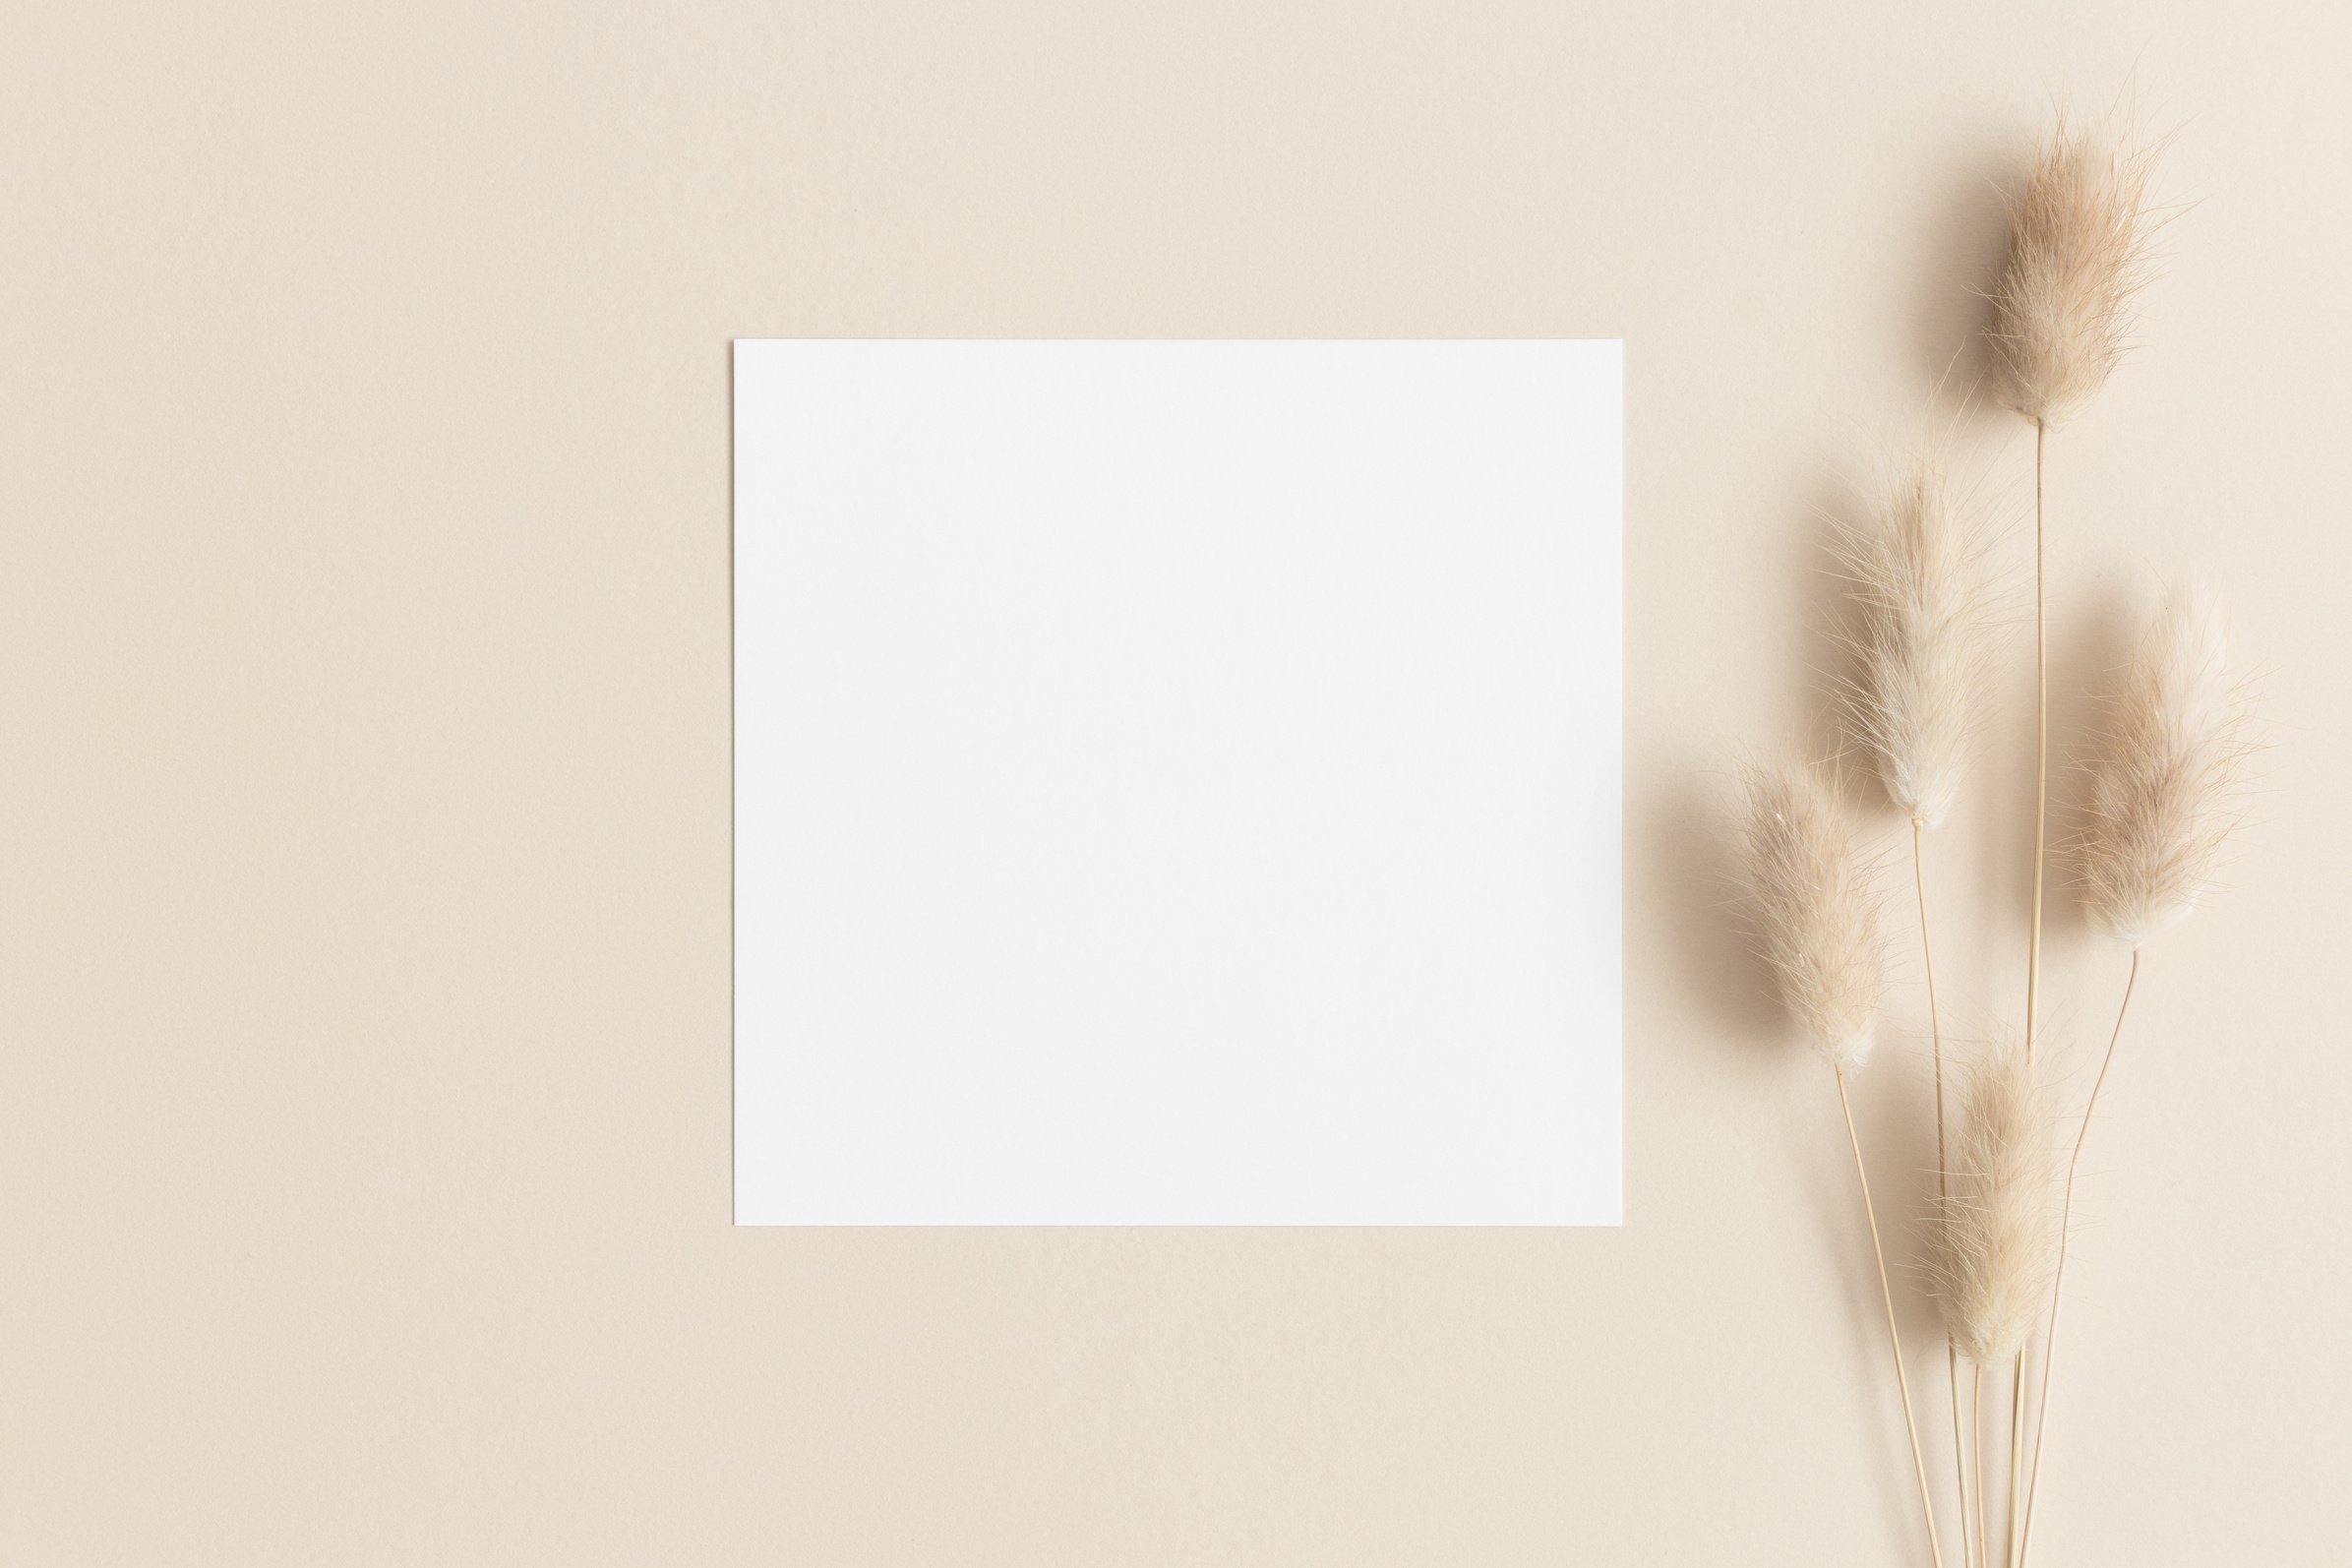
[5,3,2346,1562]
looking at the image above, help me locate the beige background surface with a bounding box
[6,3,2347,1563]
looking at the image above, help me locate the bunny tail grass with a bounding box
[1929,1044,2060,1365]
[1930,1044,2060,1568]
[1990,122,2158,427]
[2080,586,2251,947]
[1737,761,1884,1071]
[1844,456,1986,831]
[1835,1069,1946,1568]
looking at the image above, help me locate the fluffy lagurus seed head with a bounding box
[1738,762,1884,1072]
[1990,124,2156,425]
[2080,586,2249,946]
[1928,1044,2059,1363]
[1843,457,1985,829]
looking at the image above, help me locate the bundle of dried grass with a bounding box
[1720,110,2262,1568]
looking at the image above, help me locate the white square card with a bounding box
[734,339,1620,1225]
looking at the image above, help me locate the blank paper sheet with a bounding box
[733,339,1620,1225]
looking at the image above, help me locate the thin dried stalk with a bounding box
[1836,1070,1947,1568]
[2027,421,2048,1066]
[1971,1367,1987,1568]
[1911,823,1972,1568]
[2017,951,2141,1568]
